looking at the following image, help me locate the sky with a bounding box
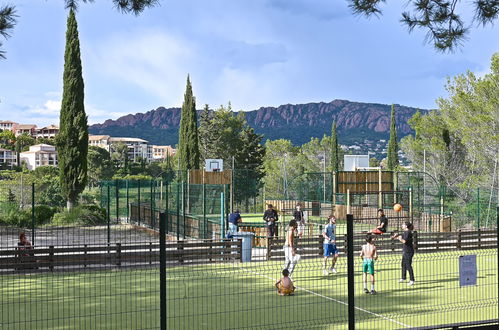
[0,0,498,126]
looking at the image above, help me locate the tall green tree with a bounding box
[198,104,265,206]
[56,9,88,210]
[178,75,200,171]
[401,53,499,201]
[386,104,399,170]
[87,146,114,186]
[330,120,339,172]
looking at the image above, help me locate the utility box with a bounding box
[233,232,254,262]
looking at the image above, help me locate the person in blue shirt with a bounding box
[322,215,339,276]
[228,210,242,235]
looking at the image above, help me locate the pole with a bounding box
[347,189,351,215]
[182,181,186,239]
[176,183,180,241]
[115,179,119,222]
[138,180,141,226]
[231,156,234,214]
[31,182,35,245]
[323,152,326,203]
[203,183,207,239]
[220,192,225,239]
[107,185,111,244]
[423,149,426,212]
[151,179,154,228]
[347,213,355,329]
[159,212,167,330]
[126,180,129,221]
[477,188,480,229]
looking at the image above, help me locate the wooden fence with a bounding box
[266,229,497,260]
[0,239,242,273]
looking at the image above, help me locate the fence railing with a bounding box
[266,229,497,260]
[0,239,242,273]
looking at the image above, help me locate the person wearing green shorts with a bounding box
[360,234,378,295]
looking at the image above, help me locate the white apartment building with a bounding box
[20,144,58,170]
[88,134,175,163]
[0,148,17,168]
[152,145,176,160]
[88,135,111,151]
[109,137,151,163]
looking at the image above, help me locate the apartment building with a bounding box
[14,124,37,137]
[152,145,176,160]
[0,148,17,168]
[36,125,59,139]
[20,144,58,170]
[88,134,175,163]
[0,121,18,131]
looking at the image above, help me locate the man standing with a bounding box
[263,204,279,237]
[283,220,300,276]
[322,215,339,275]
[371,209,388,235]
[293,204,305,237]
[228,209,242,235]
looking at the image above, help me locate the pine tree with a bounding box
[178,75,200,172]
[56,9,88,210]
[387,104,399,170]
[330,121,339,172]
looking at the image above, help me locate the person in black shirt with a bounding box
[293,204,305,237]
[263,204,279,237]
[391,221,415,285]
[371,209,388,235]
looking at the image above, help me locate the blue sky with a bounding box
[0,0,497,126]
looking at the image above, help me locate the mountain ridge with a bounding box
[89,99,427,146]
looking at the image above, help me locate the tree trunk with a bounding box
[67,199,75,211]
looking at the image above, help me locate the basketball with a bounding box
[393,203,403,212]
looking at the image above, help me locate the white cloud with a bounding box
[28,99,61,116]
[86,29,195,107]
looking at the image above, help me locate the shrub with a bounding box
[0,203,31,227]
[34,205,55,225]
[52,204,107,226]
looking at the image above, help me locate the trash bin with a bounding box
[233,232,254,262]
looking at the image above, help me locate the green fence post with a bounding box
[107,185,111,244]
[115,179,119,222]
[176,183,180,241]
[220,192,225,239]
[150,179,154,228]
[182,181,186,239]
[126,180,129,221]
[138,180,141,226]
[476,188,480,229]
[31,182,35,246]
[347,213,355,329]
[203,183,207,239]
[159,211,167,330]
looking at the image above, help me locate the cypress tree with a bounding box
[56,9,88,210]
[387,104,399,170]
[178,75,200,171]
[330,120,339,172]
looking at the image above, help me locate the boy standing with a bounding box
[322,215,339,275]
[275,269,295,296]
[283,220,300,276]
[360,234,378,294]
